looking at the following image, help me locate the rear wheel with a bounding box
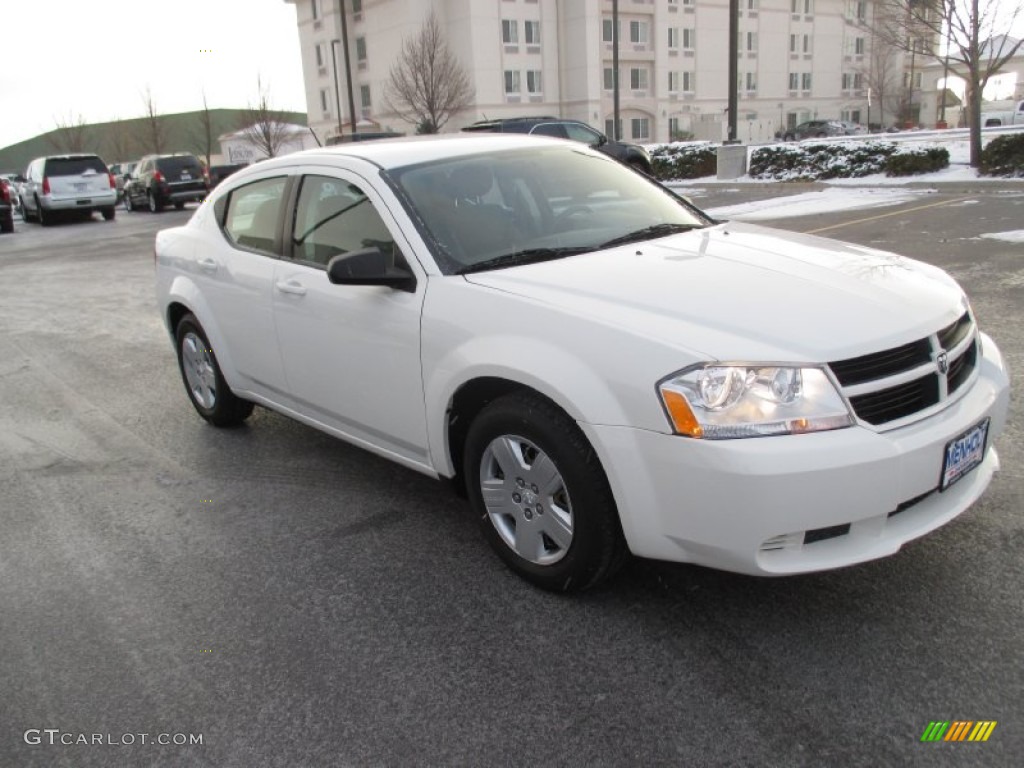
[101,206,115,221]
[174,201,185,210]
[174,313,254,427]
[123,192,134,212]
[464,392,627,592]
[148,191,163,213]
[36,199,49,227]
[0,213,12,234]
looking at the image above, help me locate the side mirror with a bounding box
[327,247,416,293]
[595,134,608,147]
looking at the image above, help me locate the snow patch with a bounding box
[980,230,1024,244]
[705,188,930,221]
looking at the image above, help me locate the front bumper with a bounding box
[582,332,1011,575]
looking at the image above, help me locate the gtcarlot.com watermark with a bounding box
[24,729,203,747]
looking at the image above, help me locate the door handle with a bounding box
[275,279,307,296]
[197,257,218,272]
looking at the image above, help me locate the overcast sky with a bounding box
[1,0,307,149]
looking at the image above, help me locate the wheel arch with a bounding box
[162,278,241,390]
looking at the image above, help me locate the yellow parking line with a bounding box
[803,196,975,235]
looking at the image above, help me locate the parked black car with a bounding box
[462,117,653,174]
[207,163,248,189]
[124,153,209,213]
[781,120,846,141]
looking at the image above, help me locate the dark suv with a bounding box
[124,154,209,213]
[462,117,652,174]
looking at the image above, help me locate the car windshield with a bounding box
[389,147,709,275]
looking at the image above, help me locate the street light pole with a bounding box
[337,0,358,138]
[330,40,344,139]
[612,0,620,140]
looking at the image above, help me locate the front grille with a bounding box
[948,340,977,394]
[849,375,940,425]
[829,338,932,387]
[828,312,977,428]
[804,523,851,545]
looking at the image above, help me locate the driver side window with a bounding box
[291,175,402,268]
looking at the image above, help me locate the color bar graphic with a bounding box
[921,720,996,742]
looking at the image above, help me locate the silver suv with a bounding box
[20,154,117,225]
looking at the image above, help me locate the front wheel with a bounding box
[175,313,254,427]
[124,192,134,212]
[464,392,627,592]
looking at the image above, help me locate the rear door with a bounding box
[44,156,111,203]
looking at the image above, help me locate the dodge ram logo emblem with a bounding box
[936,351,949,375]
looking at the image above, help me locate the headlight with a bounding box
[658,364,854,439]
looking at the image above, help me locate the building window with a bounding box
[668,28,679,49]
[351,0,362,12]
[630,21,649,44]
[525,20,540,44]
[802,73,813,91]
[315,43,324,68]
[792,0,813,13]
[682,29,695,50]
[668,71,679,92]
[683,71,695,92]
[746,72,757,91]
[603,67,615,90]
[605,118,622,139]
[526,70,542,93]
[789,72,799,90]
[856,1,867,20]
[668,117,680,138]
[630,67,649,90]
[311,0,320,21]
[502,20,518,44]
[360,84,371,108]
[319,88,329,114]
[746,0,758,8]
[602,19,614,43]
[631,118,650,140]
[854,37,865,55]
[504,70,520,94]
[746,32,757,53]
[356,37,367,62]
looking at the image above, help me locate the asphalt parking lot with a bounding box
[1,187,1021,767]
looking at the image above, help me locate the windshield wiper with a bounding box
[598,222,701,249]
[455,246,591,275]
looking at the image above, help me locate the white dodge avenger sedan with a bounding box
[155,134,1010,591]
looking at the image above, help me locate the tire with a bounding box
[124,191,134,212]
[783,133,795,142]
[464,392,627,592]
[148,190,163,213]
[0,214,12,234]
[174,201,185,210]
[174,313,254,427]
[37,199,49,227]
[102,206,115,221]
[20,197,33,221]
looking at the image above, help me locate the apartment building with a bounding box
[285,0,912,144]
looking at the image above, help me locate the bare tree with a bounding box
[240,75,293,158]
[191,91,216,169]
[141,87,166,154]
[857,29,905,128]
[384,10,474,133]
[105,118,135,163]
[47,113,90,153]
[870,0,1024,166]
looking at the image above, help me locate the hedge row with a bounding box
[980,133,1024,177]
[650,140,950,181]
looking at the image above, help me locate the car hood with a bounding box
[461,222,967,362]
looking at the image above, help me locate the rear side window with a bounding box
[222,177,287,255]
[531,123,569,139]
[45,156,107,176]
[157,156,202,175]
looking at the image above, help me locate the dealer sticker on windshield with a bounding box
[940,418,989,491]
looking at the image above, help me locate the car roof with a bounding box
[241,133,581,173]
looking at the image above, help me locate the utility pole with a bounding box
[612,0,620,140]
[727,0,738,142]
[338,0,358,138]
